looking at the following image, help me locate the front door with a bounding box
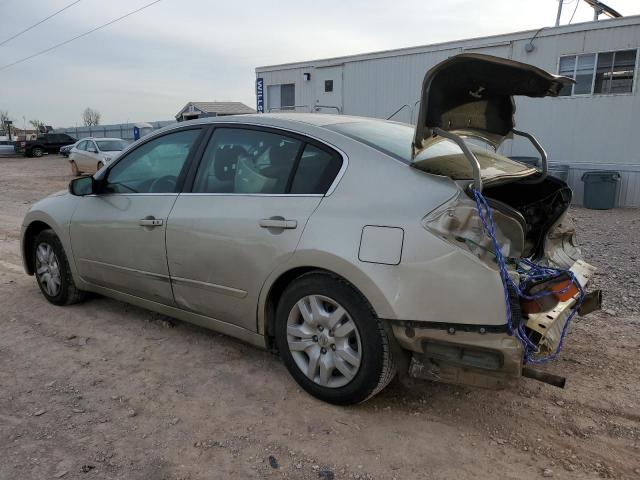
[314,65,343,113]
[166,126,343,331]
[70,128,203,304]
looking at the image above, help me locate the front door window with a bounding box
[104,129,201,194]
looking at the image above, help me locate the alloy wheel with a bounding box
[286,294,362,388]
[35,242,61,297]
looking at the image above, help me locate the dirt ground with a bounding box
[1,155,639,480]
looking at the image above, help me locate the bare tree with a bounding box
[29,119,45,131]
[82,107,101,126]
[0,110,10,124]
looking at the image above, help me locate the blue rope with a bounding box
[471,188,585,364]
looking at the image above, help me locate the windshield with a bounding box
[96,140,127,152]
[327,120,534,181]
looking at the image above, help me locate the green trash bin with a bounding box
[581,170,621,210]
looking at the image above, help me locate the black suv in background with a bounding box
[16,133,77,157]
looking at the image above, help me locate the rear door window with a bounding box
[193,128,302,194]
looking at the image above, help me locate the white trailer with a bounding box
[256,16,640,207]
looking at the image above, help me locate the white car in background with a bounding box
[69,137,128,175]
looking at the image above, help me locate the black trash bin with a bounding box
[581,170,621,210]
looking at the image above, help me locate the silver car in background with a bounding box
[21,55,600,404]
[69,137,128,175]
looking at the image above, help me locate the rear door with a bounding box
[70,127,204,304]
[166,125,343,331]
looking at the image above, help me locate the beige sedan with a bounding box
[69,137,128,175]
[21,54,600,404]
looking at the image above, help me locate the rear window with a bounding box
[326,121,413,164]
[96,140,127,151]
[327,120,534,181]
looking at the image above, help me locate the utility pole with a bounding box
[555,0,564,26]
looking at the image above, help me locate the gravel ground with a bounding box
[0,155,639,480]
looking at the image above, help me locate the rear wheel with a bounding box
[32,147,44,157]
[33,229,85,306]
[275,272,396,405]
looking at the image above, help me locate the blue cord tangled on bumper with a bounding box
[471,188,585,364]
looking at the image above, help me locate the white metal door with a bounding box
[314,65,343,113]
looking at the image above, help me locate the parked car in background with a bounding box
[0,139,15,155]
[16,133,77,157]
[68,137,128,175]
[60,142,78,157]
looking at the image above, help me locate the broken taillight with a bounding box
[520,273,578,314]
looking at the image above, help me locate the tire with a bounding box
[70,160,81,176]
[32,147,44,157]
[33,229,85,306]
[275,272,396,405]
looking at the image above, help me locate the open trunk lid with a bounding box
[411,53,574,190]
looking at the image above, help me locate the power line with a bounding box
[0,0,164,72]
[569,0,581,23]
[0,0,83,48]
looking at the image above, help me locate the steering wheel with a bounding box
[149,175,177,193]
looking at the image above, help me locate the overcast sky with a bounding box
[1,0,639,127]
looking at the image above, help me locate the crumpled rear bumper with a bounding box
[390,323,523,389]
[389,259,600,389]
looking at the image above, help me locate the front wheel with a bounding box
[33,229,85,305]
[32,147,44,157]
[275,272,396,405]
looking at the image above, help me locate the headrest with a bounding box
[214,145,241,181]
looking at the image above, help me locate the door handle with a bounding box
[139,217,164,227]
[259,218,297,229]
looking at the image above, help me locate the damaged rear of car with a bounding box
[392,54,602,388]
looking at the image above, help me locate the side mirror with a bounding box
[69,176,96,196]
[88,147,97,153]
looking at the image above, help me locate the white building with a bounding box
[255,16,640,207]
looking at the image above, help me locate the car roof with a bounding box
[179,112,408,129]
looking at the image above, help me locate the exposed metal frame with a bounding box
[511,129,548,183]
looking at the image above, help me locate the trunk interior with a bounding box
[481,175,572,258]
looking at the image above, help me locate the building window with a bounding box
[267,84,296,111]
[558,49,637,96]
[281,84,295,109]
[595,50,637,94]
[324,80,333,92]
